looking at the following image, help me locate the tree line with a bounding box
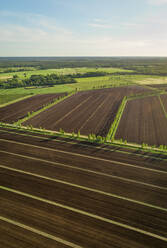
[0,74,76,89]
[0,71,110,89]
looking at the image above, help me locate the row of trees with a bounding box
[0,74,76,89]
[1,57,167,75]
[0,71,113,89]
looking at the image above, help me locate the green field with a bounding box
[0,67,133,80]
[0,94,30,105]
[0,74,155,102]
[0,67,36,73]
[0,64,166,105]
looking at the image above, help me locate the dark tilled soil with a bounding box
[115,96,167,146]
[0,93,66,123]
[0,128,167,248]
[24,86,152,136]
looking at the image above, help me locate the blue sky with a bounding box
[0,0,167,56]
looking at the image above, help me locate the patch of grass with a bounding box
[0,85,73,96]
[0,94,31,105]
[136,76,167,85]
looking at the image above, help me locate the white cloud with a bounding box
[0,10,167,56]
[148,0,167,5]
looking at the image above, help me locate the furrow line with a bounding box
[53,95,92,126]
[1,164,167,212]
[0,137,167,175]
[1,186,167,242]
[0,216,83,248]
[0,150,166,191]
[0,128,167,162]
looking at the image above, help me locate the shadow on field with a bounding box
[131,148,167,162]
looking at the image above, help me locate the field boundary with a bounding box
[1,126,167,161]
[159,95,167,118]
[127,91,162,101]
[107,96,127,141]
[1,122,167,156]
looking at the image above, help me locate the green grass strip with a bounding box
[159,95,167,118]
[0,94,33,108]
[107,96,127,140]
[0,124,167,159]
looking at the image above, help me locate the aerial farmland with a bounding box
[0,57,167,248]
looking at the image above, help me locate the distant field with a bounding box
[0,67,133,80]
[0,67,36,73]
[0,94,30,105]
[0,74,153,98]
[115,96,167,146]
[137,76,167,85]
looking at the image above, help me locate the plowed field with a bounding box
[0,93,66,123]
[0,127,167,248]
[24,86,151,136]
[115,96,167,146]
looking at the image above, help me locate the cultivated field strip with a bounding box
[80,93,122,136]
[160,94,167,113]
[0,93,66,123]
[115,96,167,146]
[53,94,105,133]
[1,189,166,248]
[24,86,152,136]
[1,148,167,190]
[0,128,167,171]
[1,164,167,212]
[23,92,90,130]
[0,129,167,247]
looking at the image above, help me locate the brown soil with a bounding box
[24,86,152,136]
[115,96,167,146]
[0,128,167,248]
[0,93,66,123]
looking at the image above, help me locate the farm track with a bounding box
[0,93,66,123]
[0,127,167,247]
[115,96,167,146]
[24,86,153,136]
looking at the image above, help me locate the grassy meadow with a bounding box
[0,67,133,80]
[0,93,30,105]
